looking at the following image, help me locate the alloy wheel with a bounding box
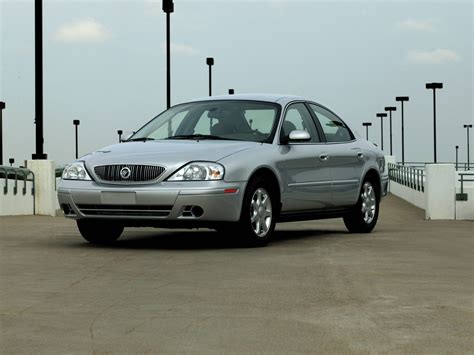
[361,182,376,224]
[250,188,272,238]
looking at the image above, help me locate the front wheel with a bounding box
[220,177,277,247]
[76,219,124,245]
[343,180,379,233]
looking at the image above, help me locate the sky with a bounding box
[0,0,472,165]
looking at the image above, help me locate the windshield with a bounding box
[130,100,281,143]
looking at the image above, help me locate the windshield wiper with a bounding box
[165,134,237,141]
[127,137,155,142]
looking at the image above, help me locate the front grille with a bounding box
[94,164,165,182]
[77,204,172,217]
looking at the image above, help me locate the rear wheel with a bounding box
[76,219,124,245]
[343,179,379,233]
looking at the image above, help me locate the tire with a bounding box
[221,176,277,247]
[76,219,124,245]
[343,179,379,233]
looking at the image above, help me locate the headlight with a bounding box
[168,162,224,181]
[377,157,385,173]
[62,162,92,180]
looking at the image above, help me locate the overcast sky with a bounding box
[0,0,472,165]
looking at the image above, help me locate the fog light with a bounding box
[191,206,204,218]
[61,204,71,215]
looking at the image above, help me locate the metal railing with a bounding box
[456,173,474,201]
[398,161,474,171]
[388,163,425,192]
[0,166,35,196]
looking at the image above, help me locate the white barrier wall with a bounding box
[455,171,474,220]
[26,160,57,216]
[0,180,34,216]
[425,164,455,220]
[389,180,425,210]
[388,161,472,220]
[455,187,474,220]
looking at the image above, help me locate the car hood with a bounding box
[82,140,258,175]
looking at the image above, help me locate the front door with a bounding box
[276,103,333,211]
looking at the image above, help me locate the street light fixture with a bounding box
[73,120,80,159]
[32,0,47,159]
[362,122,372,140]
[0,101,5,165]
[162,0,174,109]
[228,89,234,95]
[425,82,443,163]
[376,113,387,151]
[117,130,123,143]
[384,106,397,156]
[206,57,214,96]
[395,96,409,165]
[464,124,472,170]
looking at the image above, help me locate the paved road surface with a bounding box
[0,195,472,354]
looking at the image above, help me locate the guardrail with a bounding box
[456,173,474,201]
[398,161,474,171]
[388,163,425,192]
[0,166,35,196]
[0,166,35,214]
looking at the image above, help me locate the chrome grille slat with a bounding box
[93,164,165,183]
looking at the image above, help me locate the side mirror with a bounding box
[121,131,134,142]
[282,130,311,144]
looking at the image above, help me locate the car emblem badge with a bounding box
[120,167,131,179]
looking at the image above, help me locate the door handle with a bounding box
[319,153,329,161]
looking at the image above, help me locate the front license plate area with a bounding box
[101,192,137,204]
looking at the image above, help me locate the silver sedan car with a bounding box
[58,94,388,246]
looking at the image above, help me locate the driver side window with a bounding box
[280,103,320,143]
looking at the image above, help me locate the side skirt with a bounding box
[277,208,352,223]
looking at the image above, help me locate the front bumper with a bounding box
[57,180,246,223]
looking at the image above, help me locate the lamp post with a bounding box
[73,120,80,159]
[455,145,459,171]
[395,96,409,165]
[0,101,5,165]
[362,122,372,140]
[376,113,387,151]
[206,57,214,96]
[464,124,472,170]
[117,130,123,143]
[384,106,397,156]
[32,0,47,159]
[425,82,443,163]
[228,89,234,95]
[163,0,174,109]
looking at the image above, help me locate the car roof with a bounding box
[186,93,311,105]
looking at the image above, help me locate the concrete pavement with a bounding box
[0,194,472,354]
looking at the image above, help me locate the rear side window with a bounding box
[309,104,353,143]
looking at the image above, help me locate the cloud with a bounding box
[406,49,461,64]
[55,18,110,43]
[396,19,434,32]
[161,42,198,56]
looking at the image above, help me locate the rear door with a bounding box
[276,102,333,211]
[308,103,365,207]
